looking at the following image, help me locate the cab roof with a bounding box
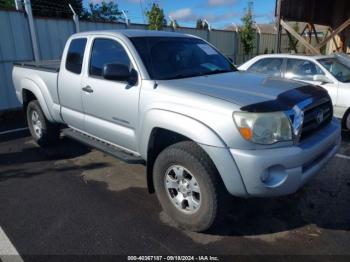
[73,29,196,39]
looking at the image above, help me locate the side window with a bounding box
[89,38,131,77]
[248,58,283,77]
[285,59,324,81]
[66,38,87,74]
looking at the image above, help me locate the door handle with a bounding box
[82,86,94,93]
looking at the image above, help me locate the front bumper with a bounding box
[230,119,341,197]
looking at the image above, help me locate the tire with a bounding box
[343,110,350,131]
[153,141,228,232]
[26,100,60,147]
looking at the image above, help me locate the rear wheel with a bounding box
[26,100,60,147]
[153,141,228,232]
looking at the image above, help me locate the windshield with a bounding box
[318,57,350,82]
[130,36,236,80]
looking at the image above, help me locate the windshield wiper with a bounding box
[158,72,204,80]
[158,69,234,80]
[201,69,234,76]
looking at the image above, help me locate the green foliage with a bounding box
[264,47,268,54]
[240,1,255,55]
[82,0,122,22]
[196,19,208,30]
[146,3,166,30]
[30,0,121,21]
[30,0,83,18]
[0,0,15,9]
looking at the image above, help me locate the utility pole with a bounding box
[275,0,282,53]
[24,0,40,62]
[232,23,239,64]
[255,23,261,55]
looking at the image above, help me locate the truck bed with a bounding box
[13,60,60,72]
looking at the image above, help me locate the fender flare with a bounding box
[21,78,54,122]
[139,109,226,158]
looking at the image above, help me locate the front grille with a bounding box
[300,99,333,141]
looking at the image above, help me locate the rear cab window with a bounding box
[65,38,87,74]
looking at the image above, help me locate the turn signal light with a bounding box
[239,127,253,140]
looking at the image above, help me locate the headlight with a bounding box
[233,111,292,144]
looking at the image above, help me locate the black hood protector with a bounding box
[240,85,331,112]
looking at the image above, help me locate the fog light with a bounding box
[261,165,288,188]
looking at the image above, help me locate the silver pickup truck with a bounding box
[12,30,341,232]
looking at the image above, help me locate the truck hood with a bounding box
[159,71,323,108]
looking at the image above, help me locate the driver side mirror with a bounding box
[102,63,137,85]
[313,74,332,84]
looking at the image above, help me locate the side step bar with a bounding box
[62,128,145,164]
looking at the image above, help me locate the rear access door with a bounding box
[58,37,88,131]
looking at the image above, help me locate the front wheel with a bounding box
[153,141,228,232]
[26,100,60,147]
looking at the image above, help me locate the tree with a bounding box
[146,3,166,30]
[0,0,15,9]
[196,19,208,30]
[31,0,83,18]
[82,0,123,22]
[240,1,256,56]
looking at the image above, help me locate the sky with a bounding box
[84,0,276,29]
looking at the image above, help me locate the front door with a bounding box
[81,37,140,152]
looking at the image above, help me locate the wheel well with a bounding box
[342,108,350,129]
[22,89,37,119]
[146,128,190,193]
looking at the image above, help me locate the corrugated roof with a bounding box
[277,0,350,28]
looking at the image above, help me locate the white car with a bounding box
[239,54,350,130]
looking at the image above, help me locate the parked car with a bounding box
[12,30,341,232]
[238,54,350,130]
